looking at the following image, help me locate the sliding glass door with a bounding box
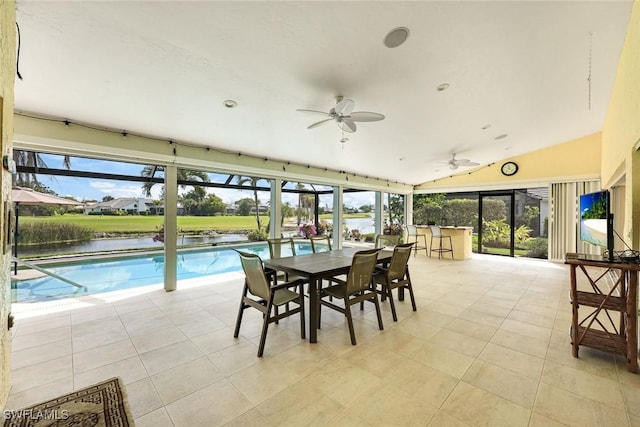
[479,192,514,256]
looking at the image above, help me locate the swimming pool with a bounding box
[12,241,313,303]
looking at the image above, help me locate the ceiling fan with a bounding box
[439,153,480,170]
[297,96,385,133]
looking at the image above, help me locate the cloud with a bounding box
[89,181,116,190]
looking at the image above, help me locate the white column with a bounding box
[270,178,282,238]
[375,192,383,235]
[164,165,177,292]
[333,186,344,249]
[405,193,414,243]
[406,193,414,225]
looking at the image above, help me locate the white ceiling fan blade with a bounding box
[456,160,480,166]
[334,98,354,116]
[307,118,333,129]
[349,111,385,122]
[297,109,331,117]
[338,118,357,133]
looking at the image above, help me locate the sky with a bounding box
[31,153,379,209]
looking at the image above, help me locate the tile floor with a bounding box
[6,253,640,426]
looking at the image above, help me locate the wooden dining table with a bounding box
[264,247,393,343]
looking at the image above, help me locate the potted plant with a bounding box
[299,223,317,238]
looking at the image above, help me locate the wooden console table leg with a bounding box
[570,264,579,358]
[627,271,638,373]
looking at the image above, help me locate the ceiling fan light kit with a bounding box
[437,153,480,170]
[297,97,385,134]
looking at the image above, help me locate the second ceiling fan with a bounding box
[297,96,385,133]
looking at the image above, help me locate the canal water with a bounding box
[18,217,376,258]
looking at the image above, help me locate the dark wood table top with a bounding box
[264,247,393,278]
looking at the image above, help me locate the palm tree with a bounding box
[141,166,209,199]
[13,150,71,188]
[235,175,262,230]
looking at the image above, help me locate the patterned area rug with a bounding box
[3,377,134,427]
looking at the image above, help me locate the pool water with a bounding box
[12,241,313,303]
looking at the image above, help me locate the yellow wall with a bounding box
[601,1,640,248]
[0,0,15,409]
[415,133,601,192]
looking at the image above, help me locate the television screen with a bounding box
[579,190,610,248]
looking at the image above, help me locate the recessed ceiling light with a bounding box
[482,124,492,130]
[384,27,410,48]
[494,134,508,140]
[437,83,450,92]
[223,99,237,108]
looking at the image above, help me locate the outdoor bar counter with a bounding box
[415,225,473,260]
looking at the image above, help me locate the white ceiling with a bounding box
[13,1,632,186]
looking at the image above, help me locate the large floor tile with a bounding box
[441,382,531,426]
[165,379,253,427]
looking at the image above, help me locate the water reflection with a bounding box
[19,234,246,257]
[18,217,376,258]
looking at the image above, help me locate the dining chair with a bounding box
[375,233,401,249]
[406,224,428,256]
[373,243,416,321]
[429,225,454,259]
[233,250,305,357]
[317,248,383,345]
[267,237,302,280]
[309,235,332,253]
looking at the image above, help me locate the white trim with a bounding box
[414,175,601,194]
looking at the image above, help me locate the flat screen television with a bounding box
[579,190,614,262]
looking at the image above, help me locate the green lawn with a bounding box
[18,213,369,234]
[19,214,270,233]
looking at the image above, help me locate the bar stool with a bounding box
[406,225,428,256]
[429,225,453,259]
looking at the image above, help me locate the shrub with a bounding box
[18,222,93,245]
[247,229,268,241]
[383,223,403,235]
[525,237,548,259]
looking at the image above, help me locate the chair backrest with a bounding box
[310,235,332,253]
[387,243,413,281]
[267,237,296,259]
[345,249,380,295]
[406,224,418,237]
[375,234,400,249]
[429,225,442,238]
[235,250,271,300]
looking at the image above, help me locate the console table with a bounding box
[565,255,640,373]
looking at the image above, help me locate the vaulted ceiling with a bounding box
[13,1,632,185]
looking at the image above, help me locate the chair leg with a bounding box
[405,271,417,312]
[317,294,322,329]
[257,302,273,357]
[386,285,398,322]
[299,287,306,339]
[234,284,249,338]
[233,303,245,338]
[345,304,357,345]
[373,293,384,331]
